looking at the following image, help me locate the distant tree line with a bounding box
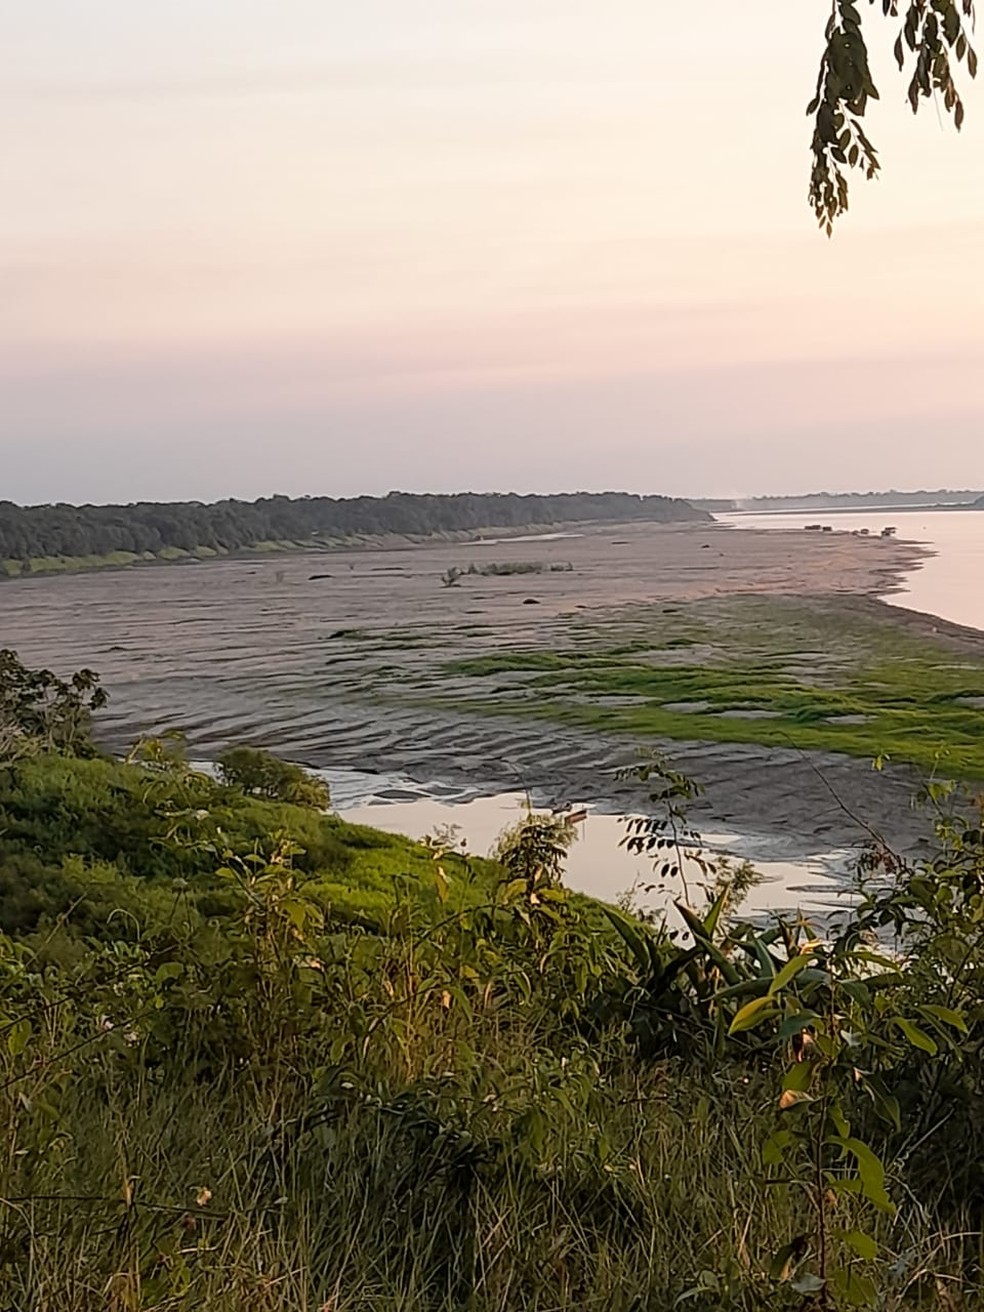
[749,489,983,509]
[696,490,984,513]
[0,491,707,562]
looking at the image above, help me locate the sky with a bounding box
[2,1,983,505]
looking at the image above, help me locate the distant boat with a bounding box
[880,526,897,537]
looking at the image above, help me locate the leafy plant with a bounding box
[0,647,107,760]
[218,745,331,809]
[808,0,977,233]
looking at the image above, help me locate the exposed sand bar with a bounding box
[2,520,961,857]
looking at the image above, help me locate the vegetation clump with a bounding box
[440,560,574,588]
[218,745,331,809]
[464,560,573,577]
[0,647,106,760]
[442,606,984,779]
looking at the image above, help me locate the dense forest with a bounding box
[0,490,707,568]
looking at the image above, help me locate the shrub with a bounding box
[217,746,330,809]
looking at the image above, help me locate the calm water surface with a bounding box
[320,511,982,913]
[325,767,851,920]
[719,507,984,632]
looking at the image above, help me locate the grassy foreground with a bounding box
[4,651,984,1309]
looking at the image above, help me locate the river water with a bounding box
[718,506,984,632]
[328,506,982,916]
[328,767,851,922]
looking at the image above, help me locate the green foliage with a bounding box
[218,745,331,809]
[4,655,984,1306]
[809,0,977,233]
[490,805,577,890]
[0,748,507,940]
[0,647,107,761]
[4,757,984,1307]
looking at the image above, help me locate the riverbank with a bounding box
[4,519,967,860]
[0,510,708,580]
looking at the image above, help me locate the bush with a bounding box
[217,746,330,809]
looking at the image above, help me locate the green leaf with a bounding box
[712,978,770,1004]
[841,1229,878,1261]
[893,1017,938,1055]
[828,1103,850,1139]
[675,901,712,942]
[729,995,778,1035]
[701,888,729,939]
[602,906,652,975]
[732,931,779,979]
[281,897,309,932]
[918,1004,968,1034]
[768,953,813,996]
[7,1019,31,1057]
[861,1075,901,1133]
[777,1011,821,1042]
[782,1061,814,1093]
[762,1128,795,1166]
[832,1268,878,1306]
[840,979,873,1006]
[835,1137,894,1213]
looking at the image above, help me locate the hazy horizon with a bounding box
[4,483,983,512]
[4,2,982,504]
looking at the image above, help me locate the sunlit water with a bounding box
[718,507,984,631]
[187,512,984,918]
[198,504,983,920]
[325,767,853,920]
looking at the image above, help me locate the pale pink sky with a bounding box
[2,1,982,503]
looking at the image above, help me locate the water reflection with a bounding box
[330,768,854,921]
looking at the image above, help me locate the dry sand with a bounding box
[1,520,958,859]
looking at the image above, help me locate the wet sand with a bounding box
[1,519,959,859]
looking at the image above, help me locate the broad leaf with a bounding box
[834,1136,895,1213]
[893,1017,938,1055]
[729,995,777,1035]
[768,953,814,996]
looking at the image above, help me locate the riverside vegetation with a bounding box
[0,492,705,578]
[3,650,984,1309]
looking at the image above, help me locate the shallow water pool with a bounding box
[326,767,855,921]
